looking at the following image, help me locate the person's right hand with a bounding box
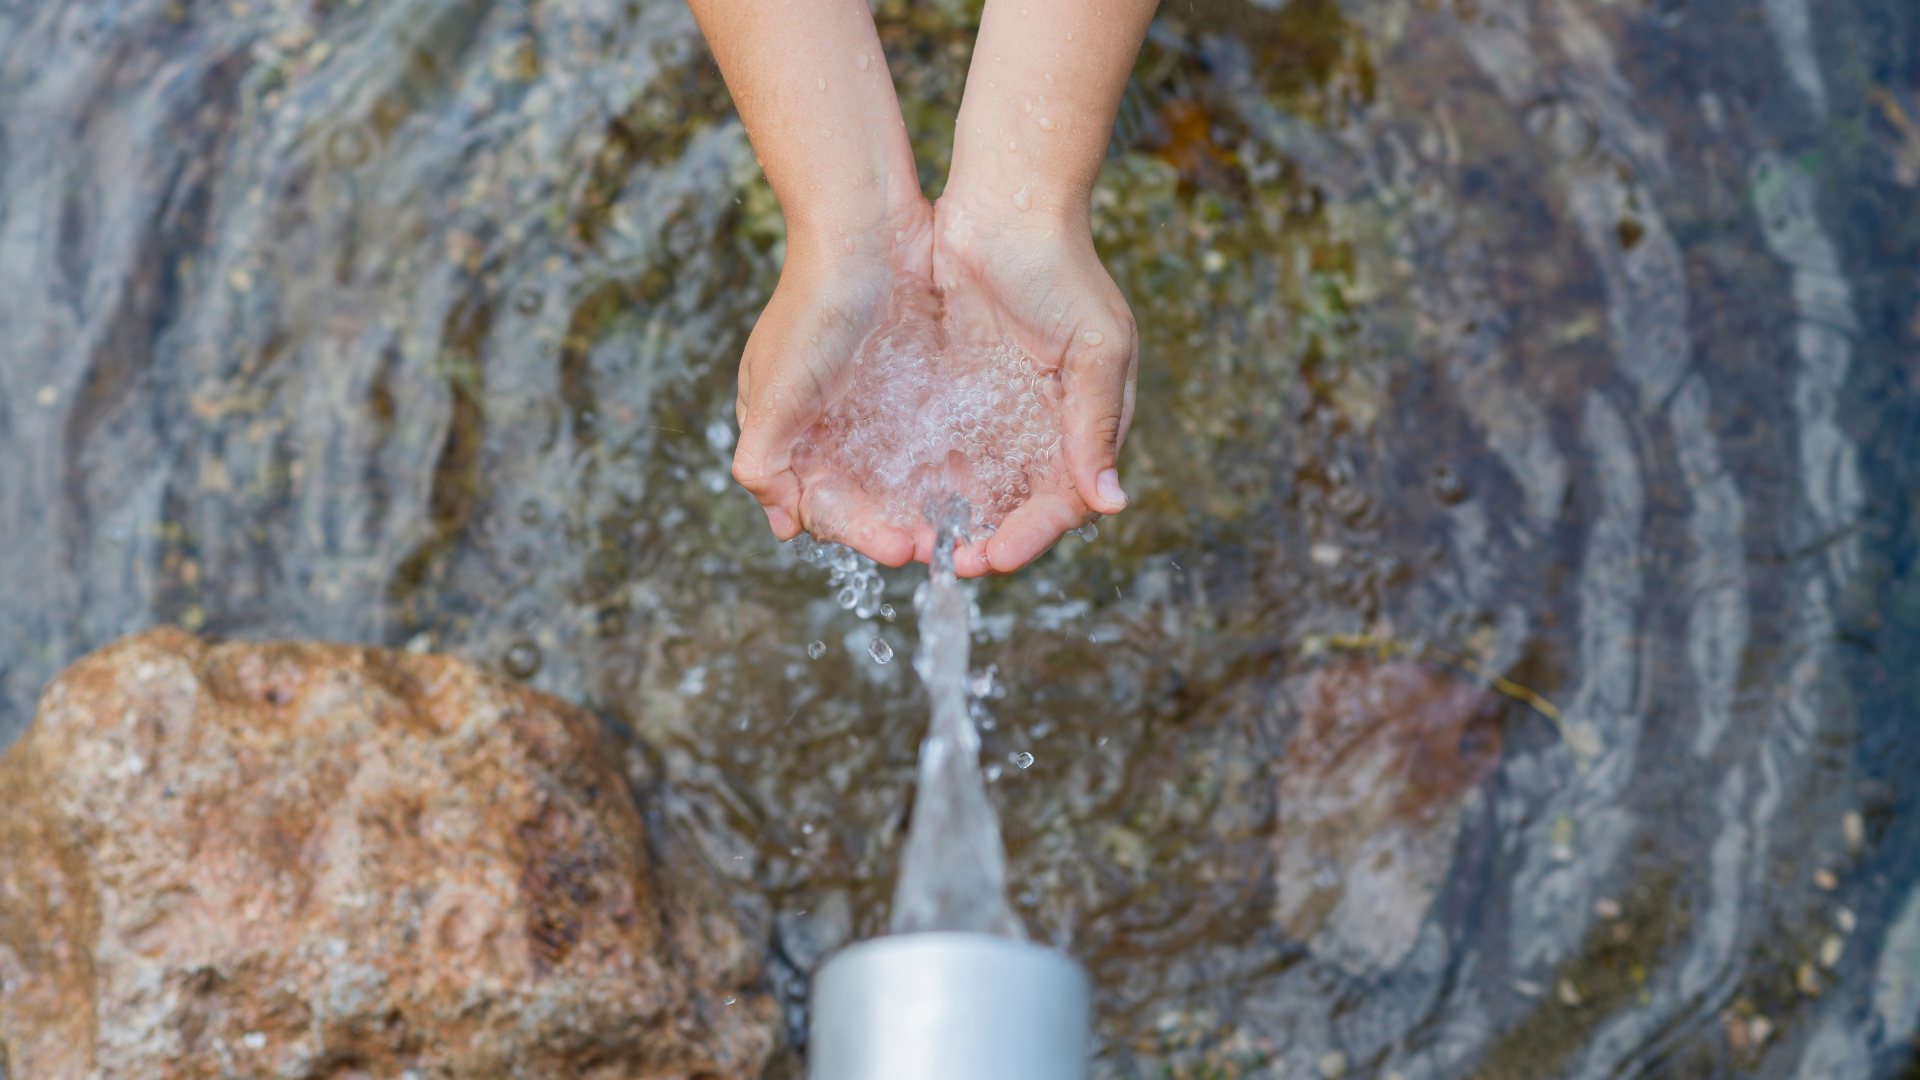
[731,198,935,568]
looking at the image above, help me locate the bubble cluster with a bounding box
[790,534,887,619]
[794,285,1069,534]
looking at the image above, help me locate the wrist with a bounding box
[783,185,928,269]
[944,98,1098,234]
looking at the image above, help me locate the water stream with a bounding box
[890,500,1023,939]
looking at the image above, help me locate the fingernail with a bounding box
[764,505,795,536]
[1096,468,1128,509]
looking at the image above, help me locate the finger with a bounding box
[951,535,995,578]
[985,488,1087,574]
[732,432,806,539]
[798,477,916,567]
[909,519,937,568]
[1060,324,1138,516]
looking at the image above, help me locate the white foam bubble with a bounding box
[794,284,1069,536]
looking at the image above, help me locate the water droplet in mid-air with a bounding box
[869,638,894,664]
[513,287,543,315]
[503,639,542,680]
[325,125,373,169]
[880,603,896,621]
[1011,751,1035,769]
[807,640,827,659]
[1431,464,1469,505]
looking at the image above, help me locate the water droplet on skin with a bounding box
[1022,99,1033,115]
[857,53,871,70]
[1036,116,1056,132]
[820,128,835,139]
[868,638,894,664]
[503,640,542,680]
[1012,751,1035,769]
[1072,522,1099,542]
[1012,186,1033,212]
[1079,329,1104,346]
[1066,31,1075,41]
[1019,5,1029,13]
[807,640,827,659]
[1006,139,1018,152]
[842,235,856,255]
[815,77,826,91]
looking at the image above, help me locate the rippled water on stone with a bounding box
[2,0,1918,1076]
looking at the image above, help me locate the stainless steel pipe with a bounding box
[809,932,1090,1080]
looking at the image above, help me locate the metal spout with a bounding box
[809,932,1090,1080]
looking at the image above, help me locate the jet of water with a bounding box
[889,496,1025,938]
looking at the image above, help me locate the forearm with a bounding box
[689,0,921,263]
[944,0,1159,228]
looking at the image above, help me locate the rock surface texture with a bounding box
[0,629,777,1079]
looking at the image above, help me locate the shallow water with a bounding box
[2,0,1918,1076]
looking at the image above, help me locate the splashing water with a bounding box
[794,284,1067,536]
[889,497,1024,938]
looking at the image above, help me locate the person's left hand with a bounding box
[930,193,1138,577]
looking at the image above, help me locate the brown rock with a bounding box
[1274,658,1504,973]
[0,630,777,1079]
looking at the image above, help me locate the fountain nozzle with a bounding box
[809,932,1089,1080]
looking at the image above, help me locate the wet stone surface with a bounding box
[1,0,1918,1076]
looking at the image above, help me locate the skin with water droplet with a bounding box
[1012,186,1033,212]
[1080,329,1104,346]
[815,77,826,91]
[1036,116,1056,132]
[856,52,870,70]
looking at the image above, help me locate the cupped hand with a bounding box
[730,200,935,567]
[931,194,1139,577]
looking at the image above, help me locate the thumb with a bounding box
[1060,320,1138,516]
[732,400,806,541]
